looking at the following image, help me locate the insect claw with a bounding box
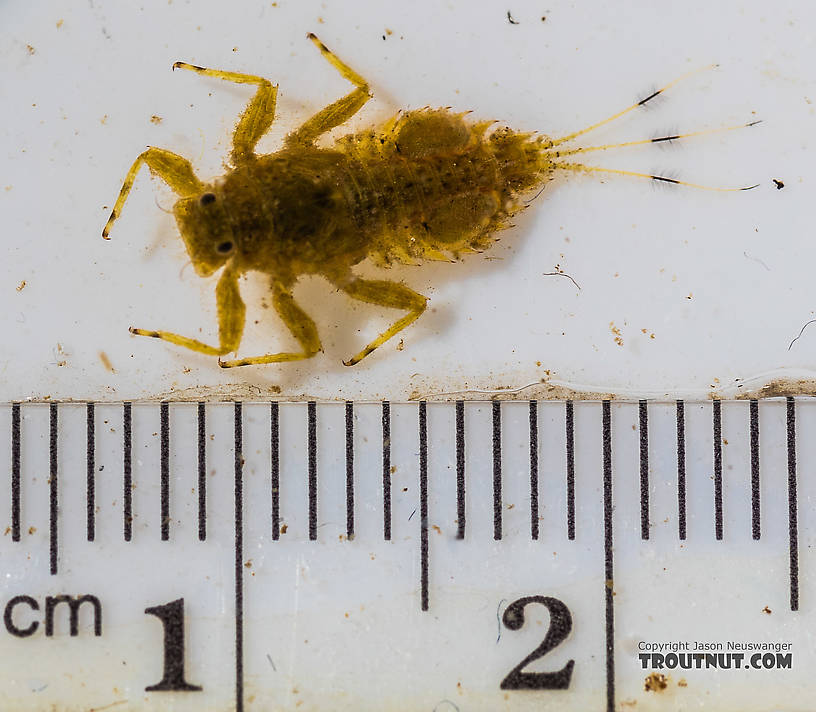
[130,326,159,338]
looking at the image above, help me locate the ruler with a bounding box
[0,398,809,711]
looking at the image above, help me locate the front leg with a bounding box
[218,279,322,368]
[103,147,203,238]
[130,266,245,357]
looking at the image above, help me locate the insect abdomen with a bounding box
[340,109,548,265]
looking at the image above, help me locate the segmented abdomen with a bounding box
[337,109,547,266]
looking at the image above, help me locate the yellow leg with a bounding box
[330,274,427,366]
[130,266,245,356]
[172,62,278,164]
[286,34,371,145]
[218,280,322,368]
[103,147,202,238]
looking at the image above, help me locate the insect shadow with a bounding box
[103,33,758,370]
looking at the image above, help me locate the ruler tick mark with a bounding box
[750,399,760,540]
[49,402,58,576]
[308,401,317,541]
[639,400,649,540]
[419,401,429,612]
[11,403,20,543]
[602,400,615,712]
[566,401,575,540]
[86,402,95,542]
[455,400,465,540]
[493,401,502,541]
[234,402,245,712]
[713,400,723,541]
[676,400,686,541]
[271,402,280,540]
[346,401,355,540]
[382,401,391,541]
[530,400,539,541]
[123,402,133,542]
[787,397,799,612]
[197,402,206,541]
[160,401,170,541]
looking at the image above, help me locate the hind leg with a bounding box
[328,273,427,366]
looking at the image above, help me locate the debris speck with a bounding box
[56,19,64,29]
[762,605,772,615]
[26,44,36,55]
[397,338,404,351]
[788,319,816,351]
[99,351,115,373]
[644,671,668,692]
[743,251,771,271]
[507,10,520,24]
[609,321,623,347]
[150,115,163,125]
[542,266,581,290]
[15,280,26,292]
[773,179,784,190]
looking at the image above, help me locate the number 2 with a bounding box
[500,596,575,690]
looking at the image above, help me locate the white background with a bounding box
[1,0,813,402]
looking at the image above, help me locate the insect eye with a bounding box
[216,241,234,255]
[200,192,216,206]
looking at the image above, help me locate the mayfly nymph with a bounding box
[103,34,757,367]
